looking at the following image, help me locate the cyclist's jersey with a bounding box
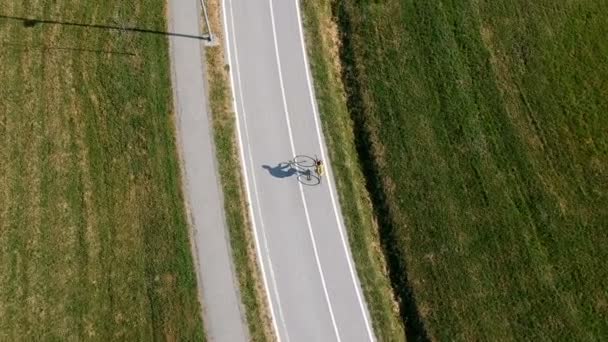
[316,163,325,176]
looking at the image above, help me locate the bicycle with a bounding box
[289,155,322,186]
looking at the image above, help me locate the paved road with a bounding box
[223,0,375,341]
[167,1,248,341]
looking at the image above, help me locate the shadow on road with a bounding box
[0,14,208,40]
[263,163,320,186]
[262,163,299,179]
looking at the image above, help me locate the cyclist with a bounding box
[315,158,325,177]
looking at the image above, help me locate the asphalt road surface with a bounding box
[223,0,375,341]
[167,0,248,341]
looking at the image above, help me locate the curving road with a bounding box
[223,0,375,341]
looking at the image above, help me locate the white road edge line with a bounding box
[222,0,287,340]
[227,4,291,341]
[267,0,342,341]
[293,1,376,340]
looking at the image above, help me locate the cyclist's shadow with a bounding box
[262,163,300,179]
[262,160,319,186]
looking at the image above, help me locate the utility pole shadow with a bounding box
[0,14,210,40]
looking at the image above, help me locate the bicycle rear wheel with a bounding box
[293,155,316,168]
[297,173,320,186]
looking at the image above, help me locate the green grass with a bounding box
[203,0,273,341]
[0,1,204,340]
[303,0,608,340]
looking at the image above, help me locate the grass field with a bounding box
[304,0,608,340]
[0,1,204,340]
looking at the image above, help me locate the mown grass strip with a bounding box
[0,1,204,340]
[203,0,274,341]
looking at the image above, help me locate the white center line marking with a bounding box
[267,0,342,341]
[293,1,376,340]
[223,0,288,340]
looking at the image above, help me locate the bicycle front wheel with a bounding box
[293,155,316,168]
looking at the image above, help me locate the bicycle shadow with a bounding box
[262,163,299,179]
[262,162,319,186]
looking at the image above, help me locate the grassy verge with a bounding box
[300,2,406,341]
[306,0,608,340]
[203,0,274,341]
[0,0,204,340]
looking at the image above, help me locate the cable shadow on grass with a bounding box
[1,41,136,56]
[0,14,209,40]
[334,2,430,341]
